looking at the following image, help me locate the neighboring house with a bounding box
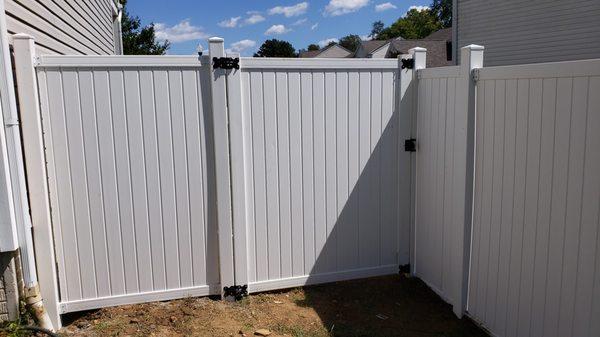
[354,39,393,58]
[299,43,353,58]
[355,28,453,68]
[5,0,123,54]
[453,0,600,66]
[0,0,122,324]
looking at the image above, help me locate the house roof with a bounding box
[424,27,452,41]
[299,49,322,58]
[359,40,390,55]
[388,39,452,68]
[299,43,353,58]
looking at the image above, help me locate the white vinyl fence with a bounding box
[468,59,600,337]
[12,34,600,335]
[35,56,220,313]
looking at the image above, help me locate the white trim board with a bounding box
[58,284,221,314]
[247,265,398,293]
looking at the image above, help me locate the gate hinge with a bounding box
[404,139,416,152]
[399,264,410,274]
[213,57,240,70]
[471,68,480,83]
[401,58,414,70]
[223,284,248,301]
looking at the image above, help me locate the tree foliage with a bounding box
[431,0,452,28]
[338,35,362,52]
[120,0,169,55]
[254,39,297,57]
[307,44,320,51]
[370,21,385,39]
[376,8,442,40]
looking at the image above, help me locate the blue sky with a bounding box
[126,0,430,56]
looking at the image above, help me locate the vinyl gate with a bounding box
[18,38,414,326]
[231,57,411,292]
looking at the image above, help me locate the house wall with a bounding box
[370,46,389,58]
[0,253,18,322]
[5,0,117,55]
[456,0,600,66]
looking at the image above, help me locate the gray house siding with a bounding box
[5,0,117,55]
[455,0,600,66]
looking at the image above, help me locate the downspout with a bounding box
[0,1,53,332]
[113,2,124,54]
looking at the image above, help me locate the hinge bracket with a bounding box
[223,284,248,301]
[472,68,480,83]
[213,57,239,70]
[404,139,416,152]
[401,58,414,70]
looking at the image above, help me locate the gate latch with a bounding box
[405,139,416,152]
[401,58,414,70]
[223,284,248,301]
[213,57,240,70]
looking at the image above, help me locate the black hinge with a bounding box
[213,57,240,70]
[401,58,414,70]
[399,264,410,274]
[404,139,416,152]
[223,285,248,301]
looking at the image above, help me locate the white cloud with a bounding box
[268,2,309,17]
[311,23,319,30]
[244,14,265,25]
[360,34,372,41]
[154,19,209,43]
[408,5,429,11]
[375,2,397,12]
[292,18,308,26]
[226,39,257,53]
[218,16,242,28]
[325,0,370,16]
[265,24,291,35]
[318,38,339,47]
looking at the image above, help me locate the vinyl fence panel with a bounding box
[35,56,220,313]
[232,58,412,292]
[468,58,600,337]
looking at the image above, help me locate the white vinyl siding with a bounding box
[5,0,116,55]
[456,0,600,66]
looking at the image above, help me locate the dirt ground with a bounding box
[7,274,489,337]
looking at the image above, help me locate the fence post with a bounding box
[12,34,61,328]
[208,37,236,296]
[223,51,249,288]
[454,44,483,317]
[406,47,426,275]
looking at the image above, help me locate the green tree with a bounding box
[431,0,452,28]
[120,0,169,55]
[254,39,296,57]
[307,44,320,51]
[338,34,362,52]
[377,8,441,40]
[370,21,385,39]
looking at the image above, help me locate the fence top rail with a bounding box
[478,58,600,80]
[418,66,460,79]
[240,57,399,70]
[36,55,211,68]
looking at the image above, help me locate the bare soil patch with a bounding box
[51,275,487,336]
